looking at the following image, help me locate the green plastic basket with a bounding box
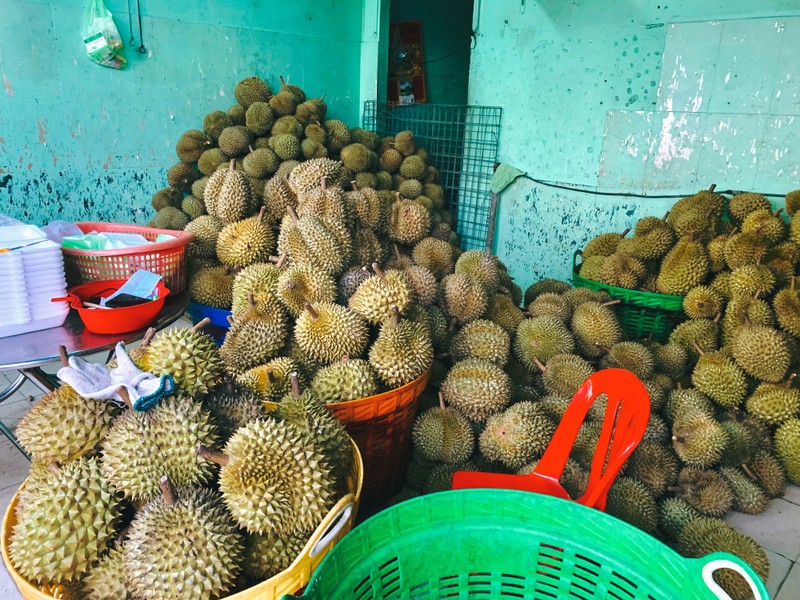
[287,489,768,600]
[572,250,686,342]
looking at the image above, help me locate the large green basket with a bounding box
[572,250,685,342]
[287,489,768,600]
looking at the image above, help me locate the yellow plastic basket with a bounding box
[1,440,363,600]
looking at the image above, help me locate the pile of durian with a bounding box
[8,322,356,600]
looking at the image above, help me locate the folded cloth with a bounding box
[490,163,526,195]
[57,342,174,411]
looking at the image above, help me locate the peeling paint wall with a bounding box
[0,0,370,225]
[469,1,800,292]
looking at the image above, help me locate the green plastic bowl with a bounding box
[286,489,768,600]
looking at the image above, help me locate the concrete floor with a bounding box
[0,319,797,598]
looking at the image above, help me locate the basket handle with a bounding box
[573,249,583,272]
[695,553,768,600]
[309,501,354,558]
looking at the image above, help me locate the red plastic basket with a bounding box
[61,223,193,293]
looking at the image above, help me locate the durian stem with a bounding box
[438,392,446,410]
[791,276,796,292]
[621,228,630,237]
[594,342,612,353]
[226,315,235,327]
[691,340,705,356]
[448,317,459,332]
[350,180,359,191]
[257,206,267,223]
[192,318,211,333]
[372,262,386,279]
[775,207,785,217]
[228,159,235,171]
[393,245,402,262]
[141,327,156,349]
[662,211,670,221]
[713,312,722,323]
[287,205,300,224]
[532,356,548,373]
[305,303,319,320]
[279,75,287,85]
[677,382,683,390]
[667,485,686,495]
[498,286,510,295]
[290,372,301,397]
[708,184,717,192]
[688,231,695,242]
[395,192,402,203]
[786,373,797,389]
[741,464,757,480]
[672,435,686,443]
[248,145,255,153]
[159,476,176,506]
[58,345,69,367]
[195,445,229,466]
[321,176,327,191]
[47,462,60,475]
[116,386,133,409]
[390,305,400,326]
[601,300,622,307]
[276,253,288,268]
[743,315,751,327]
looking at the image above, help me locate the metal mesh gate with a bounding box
[362,102,502,250]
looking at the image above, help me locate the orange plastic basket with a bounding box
[1,440,364,600]
[61,222,193,294]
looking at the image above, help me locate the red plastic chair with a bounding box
[451,368,650,511]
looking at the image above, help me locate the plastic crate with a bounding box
[572,250,685,342]
[290,489,768,600]
[61,222,193,294]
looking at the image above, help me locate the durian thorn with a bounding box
[601,300,622,307]
[226,315,235,327]
[257,206,267,223]
[372,262,386,279]
[350,180,359,191]
[621,228,630,237]
[741,463,757,480]
[159,476,176,506]
[390,305,400,326]
[141,327,156,349]
[594,342,612,353]
[321,176,328,191]
[393,244,402,262]
[786,373,797,389]
[662,211,670,221]
[228,159,235,171]
[47,462,60,475]
[290,372,301,397]
[196,445,229,466]
[775,207,785,217]
[116,386,133,410]
[708,184,717,192]
[438,392,446,410]
[713,312,722,323]
[691,340,704,355]
[532,356,548,373]
[305,303,319,320]
[287,205,300,223]
[191,317,211,333]
[58,345,69,367]
[672,435,686,443]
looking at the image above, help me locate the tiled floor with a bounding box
[0,320,797,598]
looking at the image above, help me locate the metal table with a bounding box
[0,292,189,457]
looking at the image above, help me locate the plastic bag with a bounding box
[42,220,83,244]
[81,0,127,70]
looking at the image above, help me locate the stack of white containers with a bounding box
[0,225,69,339]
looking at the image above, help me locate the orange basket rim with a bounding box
[60,222,194,257]
[328,366,431,408]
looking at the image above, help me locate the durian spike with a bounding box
[372,262,386,279]
[350,180,359,191]
[601,300,622,307]
[304,303,319,320]
[287,205,300,224]
[320,176,327,191]
[708,184,717,192]
[159,476,176,506]
[228,159,235,171]
[290,372,301,397]
[662,211,670,221]
[532,356,548,373]
[594,342,612,353]
[141,327,156,349]
[438,392,446,410]
[192,317,212,332]
[58,345,69,367]
[691,340,705,356]
[257,206,267,223]
[786,373,797,389]
[195,445,229,466]
[47,462,60,475]
[621,228,630,237]
[116,386,133,410]
[390,305,400,326]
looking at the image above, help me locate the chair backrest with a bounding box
[452,368,650,511]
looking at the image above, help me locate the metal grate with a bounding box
[362,102,502,250]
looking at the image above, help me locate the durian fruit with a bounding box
[744,450,787,498]
[297,177,351,224]
[479,402,555,470]
[514,316,575,367]
[624,214,676,260]
[227,103,246,125]
[323,120,351,152]
[441,358,511,422]
[598,341,654,379]
[151,187,182,210]
[669,317,720,358]
[658,497,701,540]
[517,458,588,499]
[81,546,128,600]
[413,394,475,464]
[272,115,304,137]
[745,377,800,425]
[388,196,431,245]
[310,358,378,403]
[731,321,790,382]
[774,276,800,336]
[774,417,800,484]
[15,385,118,465]
[527,292,572,322]
[369,307,434,388]
[231,261,282,316]
[787,190,800,216]
[582,229,629,258]
[690,347,747,408]
[663,388,715,424]
[337,266,373,304]
[295,97,327,126]
[218,126,254,158]
[537,353,595,399]
[721,295,775,347]
[379,148,403,173]
[667,188,724,241]
[741,207,787,245]
[202,417,337,534]
[295,302,368,364]
[243,147,280,179]
[125,479,244,600]
[275,262,337,317]
[263,176,298,221]
[216,208,275,268]
[269,91,298,117]
[561,287,608,308]
[237,357,303,403]
[719,418,757,467]
[707,234,730,273]
[244,531,309,581]
[221,298,287,374]
[626,440,679,497]
[181,195,206,219]
[451,319,510,366]
[487,294,525,336]
[244,101,275,136]
[287,158,343,195]
[403,264,438,305]
[644,413,671,444]
[176,129,211,163]
[656,234,710,295]
[455,250,500,294]
[278,207,351,276]
[423,461,479,494]
[9,458,121,586]
[205,160,257,224]
[167,162,201,192]
[672,412,728,468]
[102,394,218,502]
[203,110,234,142]
[729,192,771,224]
[234,76,272,108]
[153,206,190,230]
[599,252,646,289]
[198,147,227,176]
[678,518,769,600]
[398,178,422,199]
[413,237,456,279]
[605,477,658,534]
[349,185,389,232]
[724,231,768,269]
[719,466,768,515]
[651,342,689,377]
[683,285,723,320]
[270,133,301,160]
[577,252,604,279]
[146,320,224,395]
[441,272,488,325]
[728,264,776,298]
[348,263,412,324]
[204,380,266,440]
[671,467,733,517]
[570,300,623,358]
[392,130,416,156]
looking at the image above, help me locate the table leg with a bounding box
[0,374,25,404]
[21,368,59,394]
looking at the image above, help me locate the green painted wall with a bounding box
[469,0,800,293]
[389,0,472,105]
[0,0,376,226]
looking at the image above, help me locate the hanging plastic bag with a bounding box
[81,0,127,70]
